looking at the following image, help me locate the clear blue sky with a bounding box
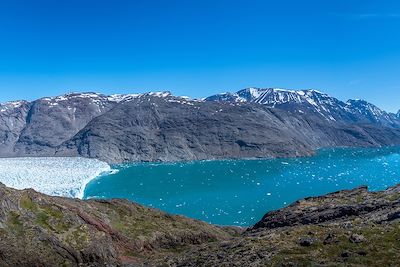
[0,0,399,112]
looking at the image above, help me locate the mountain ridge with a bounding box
[0,89,400,163]
[205,87,400,128]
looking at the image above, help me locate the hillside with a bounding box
[0,182,400,266]
[0,182,236,266]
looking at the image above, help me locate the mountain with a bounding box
[0,90,400,163]
[205,88,400,128]
[1,182,400,266]
[0,92,136,156]
[0,92,161,157]
[397,110,400,118]
[346,99,400,127]
[57,94,400,163]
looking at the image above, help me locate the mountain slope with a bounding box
[57,94,318,162]
[0,92,143,157]
[0,100,31,156]
[346,99,400,127]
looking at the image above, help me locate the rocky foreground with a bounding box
[1,183,400,266]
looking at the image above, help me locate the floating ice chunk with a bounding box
[0,157,111,199]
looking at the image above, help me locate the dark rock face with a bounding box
[250,185,400,231]
[349,233,366,244]
[13,93,119,156]
[298,236,315,246]
[0,93,126,157]
[0,90,400,163]
[0,101,31,156]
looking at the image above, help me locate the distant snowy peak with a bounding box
[346,99,386,121]
[0,100,30,113]
[0,91,176,115]
[0,100,27,108]
[239,88,333,107]
[204,92,246,103]
[206,87,332,105]
[39,91,174,105]
[41,92,137,104]
[396,110,400,118]
[345,99,400,126]
[206,88,344,120]
[205,87,400,127]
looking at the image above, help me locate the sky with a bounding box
[0,0,399,112]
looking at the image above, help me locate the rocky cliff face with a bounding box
[13,93,119,155]
[0,101,31,156]
[0,90,399,163]
[1,182,400,266]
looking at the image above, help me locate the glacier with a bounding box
[0,157,112,198]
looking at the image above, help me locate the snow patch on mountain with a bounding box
[346,99,388,123]
[40,91,172,104]
[0,101,28,113]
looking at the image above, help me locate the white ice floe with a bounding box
[0,157,112,199]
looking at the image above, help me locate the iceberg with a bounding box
[0,157,111,198]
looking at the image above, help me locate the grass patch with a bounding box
[35,211,51,230]
[20,194,37,211]
[7,211,24,234]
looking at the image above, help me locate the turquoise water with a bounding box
[84,147,400,226]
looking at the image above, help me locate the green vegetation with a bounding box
[6,211,24,234]
[20,194,71,233]
[267,224,400,266]
[20,194,37,211]
[65,225,90,250]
